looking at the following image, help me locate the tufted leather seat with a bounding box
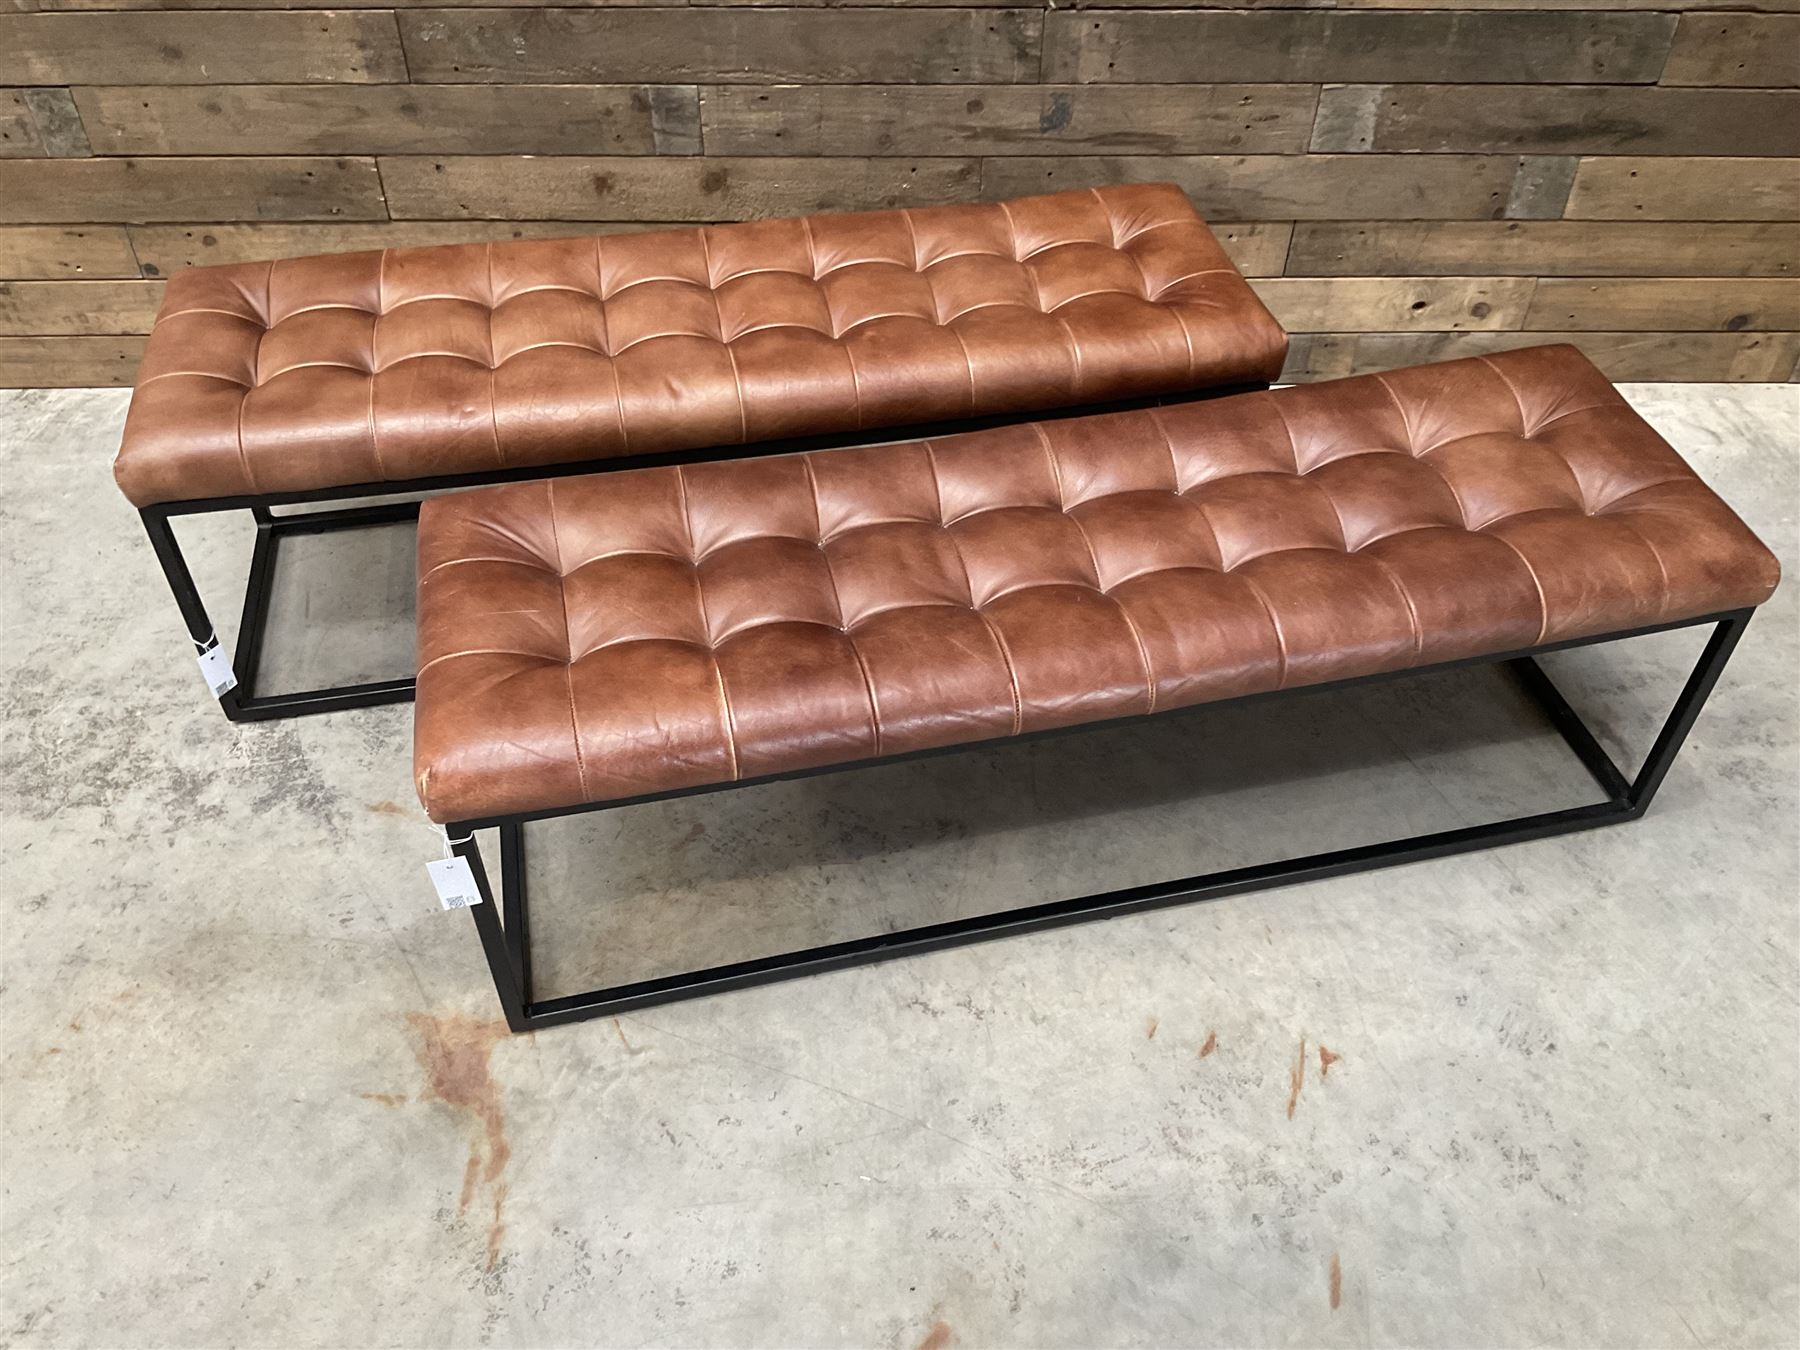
[113,184,1285,508]
[412,345,1779,824]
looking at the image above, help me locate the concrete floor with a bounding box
[2,383,1796,1349]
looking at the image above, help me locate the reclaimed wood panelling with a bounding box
[0,2,1793,385]
[701,85,1320,156]
[1042,11,1676,85]
[1525,278,1800,330]
[1563,158,1800,220]
[0,224,138,278]
[380,155,982,220]
[1310,85,1800,157]
[1284,331,1800,382]
[75,85,701,156]
[125,220,686,274]
[0,157,387,223]
[1287,221,1799,277]
[982,156,1558,220]
[0,11,407,85]
[0,334,146,385]
[0,277,162,333]
[400,9,1042,85]
[1660,13,1800,86]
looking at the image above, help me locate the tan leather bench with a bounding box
[113,185,1284,721]
[410,344,1779,1031]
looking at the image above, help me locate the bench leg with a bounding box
[451,609,1756,1035]
[139,503,419,722]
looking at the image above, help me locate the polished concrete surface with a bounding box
[2,383,1796,1348]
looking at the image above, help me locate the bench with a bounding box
[113,184,1285,721]
[410,344,1780,1033]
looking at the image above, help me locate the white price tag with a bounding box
[196,644,238,698]
[428,855,484,911]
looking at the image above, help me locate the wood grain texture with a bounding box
[0,157,388,223]
[1287,221,1799,277]
[0,10,407,85]
[1310,85,1800,157]
[17,0,1800,9]
[1043,10,1676,85]
[983,155,1551,220]
[1211,223,1292,278]
[0,277,162,333]
[1525,278,1800,331]
[1563,158,1800,220]
[401,8,1042,84]
[0,226,138,278]
[701,84,1320,156]
[1251,276,1536,331]
[1661,13,1800,86]
[0,334,147,386]
[380,155,982,220]
[76,85,701,156]
[125,220,690,273]
[1284,331,1800,382]
[0,90,42,158]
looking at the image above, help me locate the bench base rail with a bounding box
[132,386,1267,722]
[445,608,1755,1034]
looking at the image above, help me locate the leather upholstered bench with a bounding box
[111,184,1285,721]
[410,344,1779,1032]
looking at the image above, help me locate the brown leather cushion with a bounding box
[412,344,1779,825]
[113,184,1285,508]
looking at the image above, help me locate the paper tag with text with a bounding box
[427,855,483,911]
[196,645,238,699]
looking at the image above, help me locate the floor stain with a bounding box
[1198,1030,1218,1058]
[359,1091,408,1107]
[1319,1045,1342,1078]
[1287,1035,1307,1120]
[917,1321,954,1350]
[368,800,409,816]
[1329,1252,1342,1310]
[405,1012,513,1269]
[1145,1016,1159,1040]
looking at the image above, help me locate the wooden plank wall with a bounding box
[0,1,1796,387]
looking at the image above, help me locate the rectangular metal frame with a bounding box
[441,608,1755,1034]
[134,386,1265,722]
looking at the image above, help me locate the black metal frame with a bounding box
[136,386,1266,722]
[441,607,1755,1034]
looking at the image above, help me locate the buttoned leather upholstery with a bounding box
[113,184,1285,508]
[412,345,1779,824]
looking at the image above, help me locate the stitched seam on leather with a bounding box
[150,306,265,330]
[419,554,551,581]
[1370,372,1420,455]
[1483,531,1553,646]
[673,464,741,779]
[1268,397,1306,479]
[697,229,749,443]
[925,439,1022,734]
[484,242,506,469]
[1091,186,1119,249]
[1601,513,1675,621]
[544,479,591,802]
[1234,571,1291,690]
[1063,504,1160,715]
[363,252,388,483]
[900,208,922,272]
[1358,550,1426,662]
[1474,352,1534,436]
[416,648,560,678]
[1051,313,1084,399]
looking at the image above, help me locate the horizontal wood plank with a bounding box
[1563,158,1800,220]
[0,278,163,334]
[401,9,1041,85]
[1310,85,1800,157]
[0,157,388,223]
[1287,221,1799,278]
[1525,278,1800,331]
[380,156,982,221]
[76,84,701,156]
[701,84,1318,156]
[982,156,1552,221]
[1043,11,1674,85]
[1251,276,1535,331]
[126,220,692,274]
[1661,13,1800,86]
[1211,223,1291,278]
[0,11,406,85]
[1283,331,1800,382]
[0,89,41,158]
[0,225,139,278]
[0,334,146,387]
